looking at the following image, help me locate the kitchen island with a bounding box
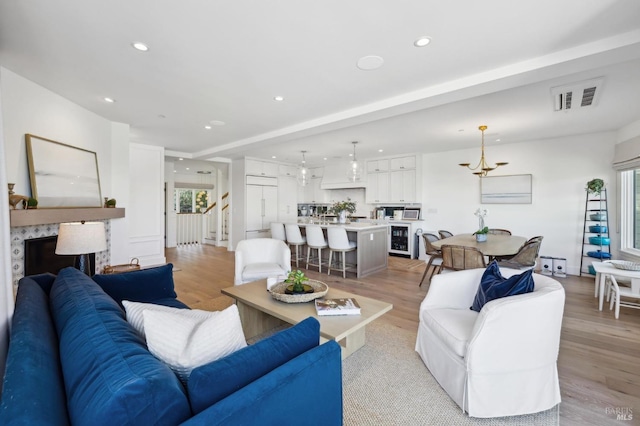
[294,221,389,278]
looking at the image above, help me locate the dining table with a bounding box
[430,233,527,259]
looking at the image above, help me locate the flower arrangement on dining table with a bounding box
[473,208,489,238]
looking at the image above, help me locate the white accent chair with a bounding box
[284,224,307,268]
[327,227,357,278]
[270,222,287,241]
[415,267,565,418]
[234,238,291,285]
[305,225,328,273]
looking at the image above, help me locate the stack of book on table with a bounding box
[315,298,361,316]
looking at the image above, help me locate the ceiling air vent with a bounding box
[551,77,603,112]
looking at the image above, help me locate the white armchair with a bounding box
[415,267,565,418]
[234,238,291,285]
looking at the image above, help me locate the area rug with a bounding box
[342,322,560,425]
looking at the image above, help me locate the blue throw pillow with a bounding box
[187,316,320,414]
[471,261,534,312]
[92,263,177,308]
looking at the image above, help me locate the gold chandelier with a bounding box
[459,125,508,177]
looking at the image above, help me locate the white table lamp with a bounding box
[55,221,107,275]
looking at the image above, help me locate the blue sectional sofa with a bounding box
[0,265,343,425]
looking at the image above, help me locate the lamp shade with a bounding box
[55,222,107,255]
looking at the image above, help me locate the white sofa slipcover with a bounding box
[234,238,291,285]
[415,267,565,418]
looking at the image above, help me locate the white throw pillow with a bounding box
[143,304,247,382]
[122,300,217,340]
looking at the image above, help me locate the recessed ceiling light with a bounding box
[173,170,177,173]
[271,156,276,159]
[204,125,212,130]
[496,139,501,142]
[274,96,284,101]
[132,42,149,52]
[210,120,226,126]
[324,157,327,161]
[378,149,384,153]
[104,97,115,103]
[414,37,431,47]
[356,55,384,71]
[178,158,184,161]
[186,168,190,170]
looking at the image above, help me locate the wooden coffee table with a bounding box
[222,280,392,359]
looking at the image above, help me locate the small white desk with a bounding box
[590,261,640,310]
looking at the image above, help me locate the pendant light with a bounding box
[348,141,361,182]
[297,151,309,186]
[459,125,508,177]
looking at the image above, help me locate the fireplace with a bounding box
[24,236,96,277]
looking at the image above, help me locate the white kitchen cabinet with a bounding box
[278,175,298,222]
[389,169,416,203]
[366,172,390,204]
[367,159,389,173]
[390,156,416,171]
[246,159,278,177]
[246,176,278,238]
[278,164,297,177]
[304,177,327,203]
[309,167,323,178]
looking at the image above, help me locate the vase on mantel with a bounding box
[338,211,347,224]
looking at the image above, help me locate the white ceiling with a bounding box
[1,0,640,168]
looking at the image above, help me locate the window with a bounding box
[619,170,640,256]
[175,189,210,213]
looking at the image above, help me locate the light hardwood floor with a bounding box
[167,245,640,425]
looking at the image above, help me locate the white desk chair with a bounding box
[284,223,307,268]
[270,222,286,241]
[305,225,328,273]
[327,227,356,278]
[608,275,640,319]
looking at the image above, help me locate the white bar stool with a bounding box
[327,226,357,278]
[305,225,328,273]
[270,222,286,241]
[284,223,307,268]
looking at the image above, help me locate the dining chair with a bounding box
[305,225,328,273]
[327,227,357,278]
[488,229,512,235]
[438,230,454,240]
[270,222,287,241]
[284,224,307,268]
[418,233,443,287]
[608,274,640,319]
[440,244,486,271]
[497,240,541,270]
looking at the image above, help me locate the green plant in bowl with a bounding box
[284,270,314,294]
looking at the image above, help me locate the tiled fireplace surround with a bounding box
[10,221,111,290]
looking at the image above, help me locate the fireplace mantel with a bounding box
[10,208,125,227]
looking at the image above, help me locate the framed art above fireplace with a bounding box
[26,134,102,208]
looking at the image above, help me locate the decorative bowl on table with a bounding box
[604,260,640,271]
[269,280,329,303]
[589,236,610,246]
[590,213,607,221]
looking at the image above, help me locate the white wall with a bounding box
[421,131,617,275]
[0,72,14,388]
[129,143,165,266]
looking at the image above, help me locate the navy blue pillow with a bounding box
[471,261,534,312]
[92,263,177,308]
